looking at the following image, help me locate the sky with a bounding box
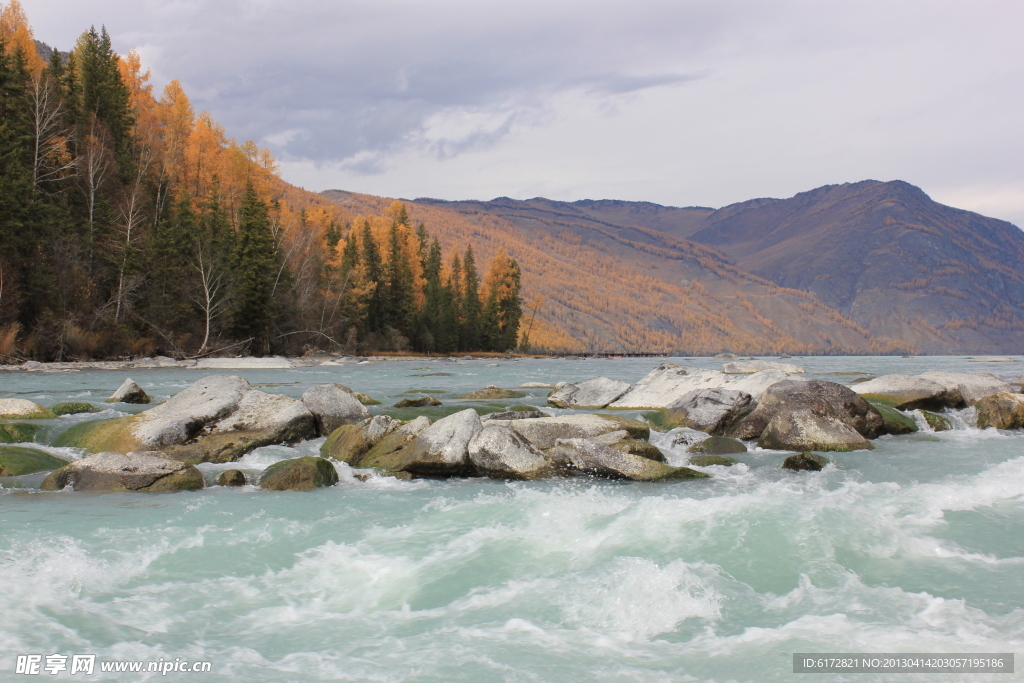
[20,0,1024,226]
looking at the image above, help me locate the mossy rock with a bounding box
[218,469,247,486]
[358,431,422,471]
[595,414,650,440]
[384,404,478,422]
[858,393,903,408]
[353,392,381,405]
[922,410,952,432]
[782,452,829,472]
[51,402,100,416]
[259,456,338,491]
[611,440,665,462]
[458,386,526,400]
[394,396,442,408]
[686,436,747,455]
[870,402,918,435]
[0,422,43,444]
[0,400,56,419]
[51,417,143,453]
[688,454,738,467]
[320,424,370,464]
[510,405,540,412]
[0,447,69,476]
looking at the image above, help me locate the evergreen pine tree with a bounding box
[230,183,279,353]
[359,218,384,334]
[461,246,481,350]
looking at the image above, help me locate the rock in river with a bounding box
[259,456,338,491]
[547,377,631,408]
[300,383,371,434]
[975,393,1024,430]
[468,424,555,480]
[546,438,708,481]
[0,399,55,420]
[106,378,151,404]
[663,388,752,434]
[54,375,317,464]
[41,451,204,492]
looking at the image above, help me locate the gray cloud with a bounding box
[20,0,1024,227]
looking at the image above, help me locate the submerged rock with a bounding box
[872,403,918,435]
[300,383,371,434]
[50,402,99,416]
[687,454,738,467]
[459,385,526,400]
[546,438,709,481]
[0,399,55,420]
[218,469,247,487]
[0,446,69,476]
[975,393,1024,430]
[547,377,631,408]
[259,456,338,491]
[686,435,747,455]
[54,375,317,464]
[468,425,554,479]
[0,422,43,443]
[41,451,204,492]
[781,452,829,472]
[722,360,805,374]
[106,378,150,404]
[393,396,442,408]
[663,388,752,434]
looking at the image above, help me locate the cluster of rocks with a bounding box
[4,362,1023,494]
[320,410,703,483]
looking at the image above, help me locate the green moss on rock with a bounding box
[51,402,99,416]
[688,454,738,467]
[871,403,918,435]
[0,422,43,443]
[922,411,952,432]
[0,447,69,476]
[259,456,338,491]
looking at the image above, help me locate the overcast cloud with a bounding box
[21,0,1024,226]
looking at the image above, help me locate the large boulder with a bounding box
[917,371,1011,407]
[320,415,400,464]
[106,378,150,404]
[259,456,338,491]
[485,413,648,449]
[40,451,204,492]
[850,374,950,410]
[0,399,55,420]
[468,425,555,480]
[53,375,317,464]
[722,360,804,374]
[758,410,873,452]
[350,409,483,477]
[731,380,883,443]
[547,377,631,408]
[546,438,709,481]
[0,447,69,476]
[975,393,1024,430]
[663,388,752,434]
[301,383,371,434]
[609,364,800,409]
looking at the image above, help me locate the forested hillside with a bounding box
[0,2,522,360]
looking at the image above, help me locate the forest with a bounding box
[0,2,523,361]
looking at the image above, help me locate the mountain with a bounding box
[322,190,905,355]
[319,180,1024,355]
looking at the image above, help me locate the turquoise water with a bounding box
[1,357,1022,682]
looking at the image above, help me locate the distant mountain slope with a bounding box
[684,180,1024,353]
[322,191,907,355]
[403,180,1024,354]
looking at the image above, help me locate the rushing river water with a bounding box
[1,356,1022,682]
